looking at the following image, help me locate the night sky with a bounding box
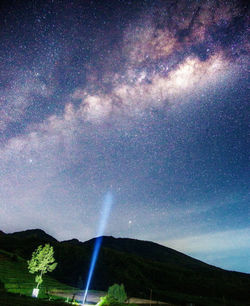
[0,0,249,273]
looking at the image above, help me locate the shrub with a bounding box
[98,295,124,306]
[108,284,127,303]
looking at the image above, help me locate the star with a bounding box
[0,0,248,273]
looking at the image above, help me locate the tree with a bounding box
[27,244,57,289]
[108,284,127,303]
[98,284,127,306]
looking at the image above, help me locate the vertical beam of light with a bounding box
[82,192,113,305]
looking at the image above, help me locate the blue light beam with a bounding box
[82,192,113,305]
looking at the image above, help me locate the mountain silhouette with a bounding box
[0,229,249,305]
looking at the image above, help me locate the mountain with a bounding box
[0,229,249,306]
[7,229,57,242]
[61,238,81,245]
[84,236,215,270]
[0,229,57,259]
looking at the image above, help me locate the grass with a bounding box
[0,291,73,306]
[0,249,100,305]
[0,249,75,300]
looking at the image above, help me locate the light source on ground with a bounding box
[32,288,39,298]
[82,192,113,305]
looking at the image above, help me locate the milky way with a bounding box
[0,0,249,272]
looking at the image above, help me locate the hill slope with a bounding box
[0,229,249,305]
[0,248,73,298]
[8,229,57,243]
[82,236,216,270]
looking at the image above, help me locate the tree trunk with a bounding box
[36,271,43,289]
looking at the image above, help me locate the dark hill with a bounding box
[0,229,249,306]
[0,229,57,258]
[7,229,57,242]
[61,238,81,245]
[84,236,216,270]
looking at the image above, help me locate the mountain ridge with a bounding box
[5,229,58,242]
[0,229,231,271]
[0,228,249,305]
[1,229,248,274]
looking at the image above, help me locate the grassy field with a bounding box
[0,249,76,300]
[0,291,71,306]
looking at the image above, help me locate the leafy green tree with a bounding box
[108,284,127,303]
[98,295,121,306]
[27,244,57,289]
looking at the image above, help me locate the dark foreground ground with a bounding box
[0,291,172,306]
[1,290,249,306]
[0,292,67,306]
[49,289,170,304]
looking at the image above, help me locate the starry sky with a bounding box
[0,0,249,273]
